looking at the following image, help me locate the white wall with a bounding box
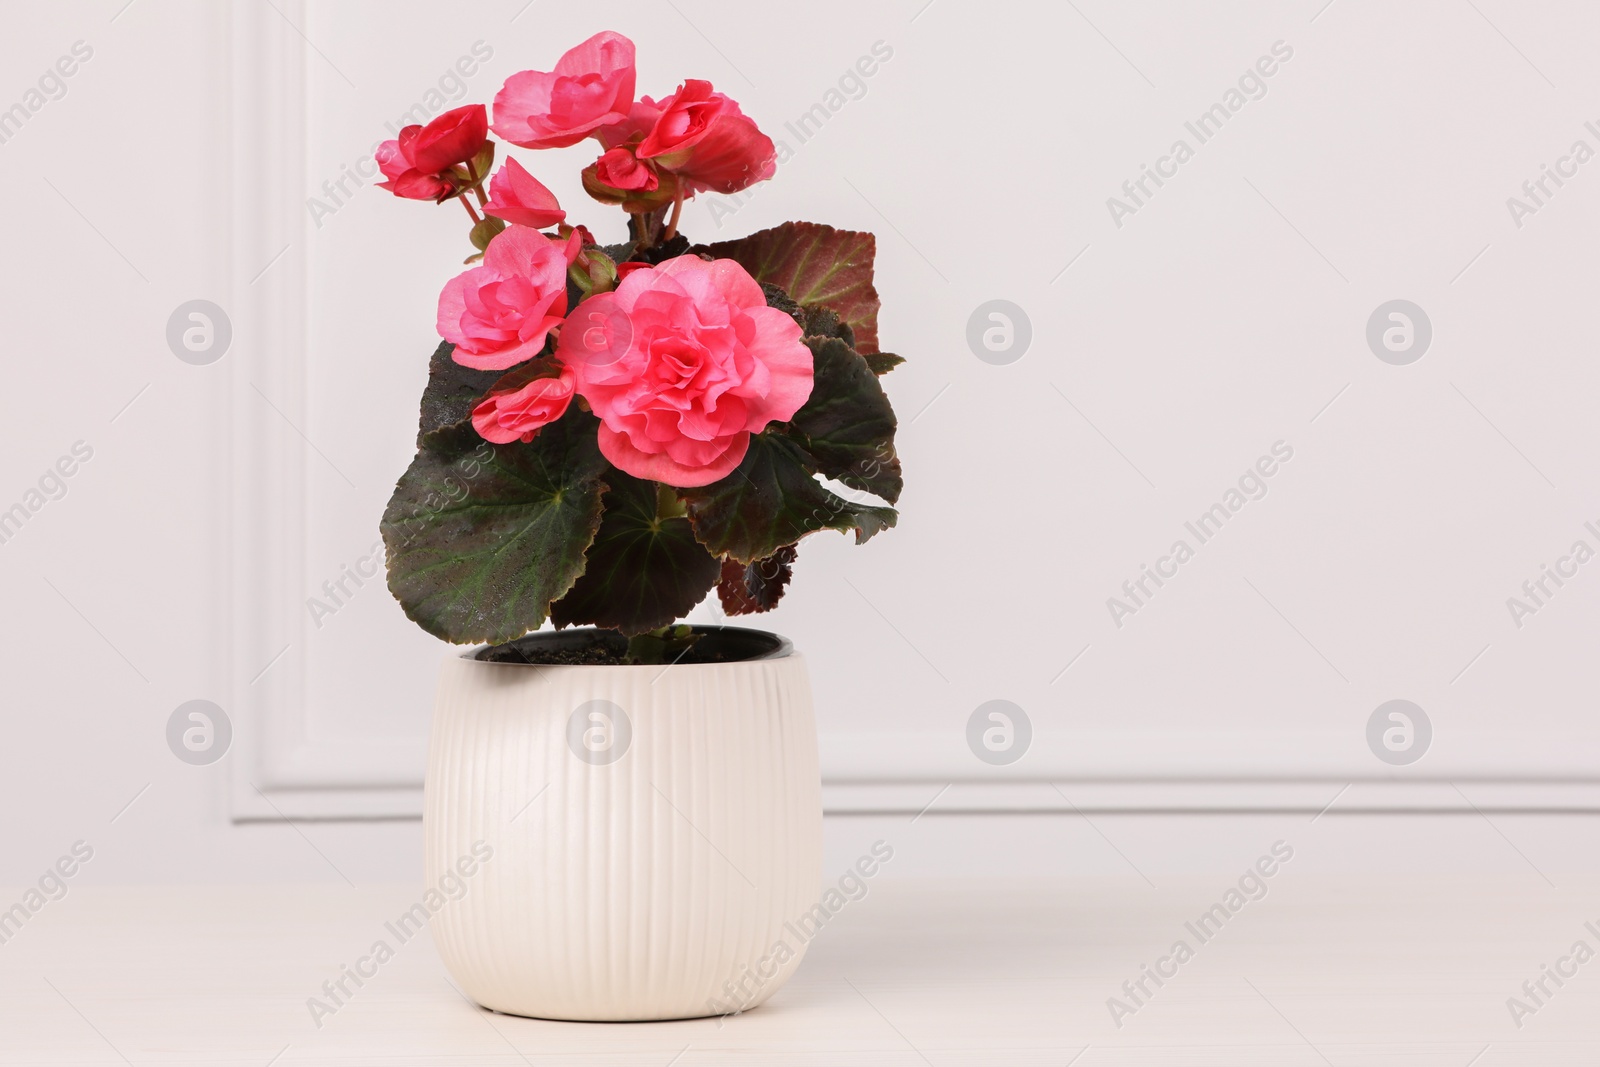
[4,0,1600,885]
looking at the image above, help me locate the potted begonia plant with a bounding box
[374,31,902,1021]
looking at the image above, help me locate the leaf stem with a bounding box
[631,210,655,248]
[464,159,490,207]
[662,187,685,242]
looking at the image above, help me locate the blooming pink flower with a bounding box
[437,228,582,371]
[376,104,489,201]
[593,146,657,191]
[596,99,663,150]
[582,145,675,214]
[491,31,636,150]
[471,363,576,443]
[557,255,814,487]
[483,158,566,228]
[584,100,673,212]
[636,80,776,195]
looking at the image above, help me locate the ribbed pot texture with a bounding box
[423,644,822,1021]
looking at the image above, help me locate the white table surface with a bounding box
[1,872,1596,1065]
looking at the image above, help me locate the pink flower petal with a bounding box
[438,228,576,370]
[599,425,749,487]
[483,157,566,229]
[559,254,814,488]
[490,31,636,149]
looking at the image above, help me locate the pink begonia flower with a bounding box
[582,145,676,214]
[471,363,576,444]
[491,31,636,150]
[437,228,582,371]
[375,104,489,201]
[596,98,664,150]
[636,80,776,195]
[483,158,566,228]
[557,255,814,487]
[593,146,658,191]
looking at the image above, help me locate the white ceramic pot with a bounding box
[422,627,822,1022]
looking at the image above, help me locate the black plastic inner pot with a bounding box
[471,626,792,666]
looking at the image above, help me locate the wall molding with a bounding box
[227,0,424,821]
[819,779,1600,815]
[230,779,1600,822]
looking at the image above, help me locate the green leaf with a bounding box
[718,544,797,616]
[863,351,905,375]
[485,356,566,396]
[380,408,608,644]
[466,141,496,190]
[638,233,691,264]
[699,221,882,355]
[800,304,854,348]
[550,469,722,636]
[416,341,500,441]
[600,239,637,264]
[800,302,902,374]
[681,433,896,564]
[469,216,507,251]
[624,624,701,664]
[761,282,806,328]
[787,336,902,504]
[570,245,618,296]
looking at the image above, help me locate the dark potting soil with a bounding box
[476,642,629,666]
